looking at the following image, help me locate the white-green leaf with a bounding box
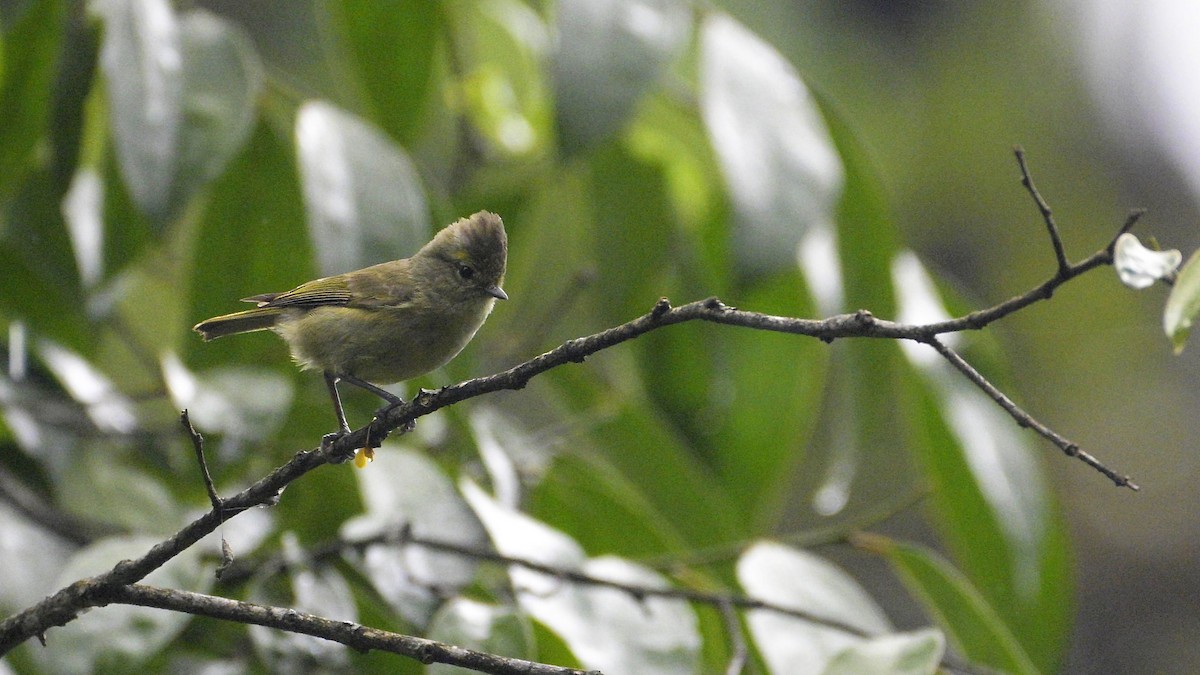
[427,599,534,674]
[553,0,690,152]
[462,480,701,674]
[1164,248,1200,353]
[700,12,843,275]
[1114,232,1181,290]
[341,448,487,627]
[170,9,262,211]
[62,168,105,289]
[161,352,293,445]
[0,502,74,610]
[92,0,183,221]
[31,535,210,674]
[738,541,890,674]
[248,533,354,670]
[823,629,945,675]
[295,101,430,276]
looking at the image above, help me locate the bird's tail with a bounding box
[193,307,283,341]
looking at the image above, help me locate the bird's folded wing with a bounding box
[242,276,353,308]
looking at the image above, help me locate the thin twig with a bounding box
[924,337,1138,490]
[181,410,222,510]
[1014,146,1070,275]
[219,525,874,639]
[1114,209,1147,244]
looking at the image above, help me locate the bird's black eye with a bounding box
[458,265,475,280]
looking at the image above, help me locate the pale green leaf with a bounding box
[0,502,74,611]
[700,12,843,275]
[737,541,890,674]
[868,537,1038,675]
[823,629,945,675]
[427,599,535,674]
[1164,248,1200,353]
[893,251,1071,670]
[248,533,355,669]
[294,100,429,275]
[341,448,487,627]
[91,0,183,220]
[31,535,209,674]
[169,9,262,212]
[553,0,690,152]
[463,481,701,674]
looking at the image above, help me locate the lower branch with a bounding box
[97,584,596,675]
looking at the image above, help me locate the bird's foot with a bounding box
[321,429,357,463]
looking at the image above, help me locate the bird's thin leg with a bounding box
[324,372,352,437]
[338,373,413,436]
[338,373,404,406]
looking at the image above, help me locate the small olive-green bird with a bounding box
[194,211,508,438]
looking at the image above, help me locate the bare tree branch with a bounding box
[0,151,1148,665]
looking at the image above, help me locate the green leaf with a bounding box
[161,354,293,445]
[0,171,91,350]
[529,382,745,553]
[0,0,66,204]
[803,108,907,519]
[185,120,310,370]
[464,481,702,674]
[454,0,552,159]
[1164,248,1200,353]
[701,277,827,528]
[893,252,1072,672]
[330,1,444,144]
[863,535,1039,675]
[587,142,675,323]
[553,0,690,154]
[699,12,843,277]
[0,493,75,611]
[294,100,430,275]
[92,0,184,222]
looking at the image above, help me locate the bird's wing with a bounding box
[342,259,417,309]
[242,275,354,308]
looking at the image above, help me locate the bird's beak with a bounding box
[486,285,509,301]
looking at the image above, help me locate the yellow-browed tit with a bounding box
[194,211,508,443]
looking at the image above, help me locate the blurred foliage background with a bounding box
[1,0,1197,673]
